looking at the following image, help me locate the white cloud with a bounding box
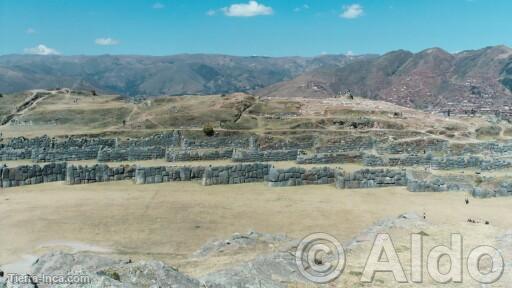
[152,2,165,9]
[346,50,355,56]
[340,4,363,19]
[294,4,309,12]
[26,28,36,34]
[24,44,59,55]
[95,38,119,46]
[206,9,217,16]
[222,1,273,17]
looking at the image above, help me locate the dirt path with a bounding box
[1,90,53,126]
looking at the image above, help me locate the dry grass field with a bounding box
[1,180,511,287]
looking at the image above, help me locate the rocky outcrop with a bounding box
[193,231,290,258]
[0,251,200,288]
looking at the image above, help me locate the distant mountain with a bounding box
[0,54,368,96]
[257,46,512,110]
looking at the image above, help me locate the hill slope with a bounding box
[258,46,512,110]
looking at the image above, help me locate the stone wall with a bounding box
[335,168,406,189]
[257,135,315,150]
[0,148,32,161]
[316,136,375,153]
[1,135,116,150]
[1,135,54,149]
[202,163,271,186]
[52,137,116,149]
[266,167,337,187]
[377,138,448,154]
[134,166,205,184]
[470,176,512,198]
[363,154,512,171]
[406,171,474,192]
[363,154,431,167]
[66,164,136,185]
[117,131,180,148]
[0,162,67,188]
[296,152,362,164]
[432,157,511,170]
[32,147,100,162]
[97,147,166,162]
[184,135,249,149]
[166,149,233,162]
[232,149,298,162]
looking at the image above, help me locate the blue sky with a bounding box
[1,0,511,56]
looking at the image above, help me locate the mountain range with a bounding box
[258,46,512,110]
[0,54,364,97]
[1,46,512,109]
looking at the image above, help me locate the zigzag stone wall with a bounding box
[184,136,249,149]
[363,154,512,171]
[377,138,448,154]
[335,168,407,189]
[0,162,67,188]
[1,136,54,149]
[65,164,136,185]
[472,182,512,198]
[32,147,100,162]
[296,152,362,164]
[406,171,474,192]
[134,166,205,184]
[1,135,116,150]
[266,167,337,187]
[166,149,233,162]
[316,136,375,153]
[202,163,271,186]
[97,147,166,162]
[231,149,298,162]
[52,137,116,149]
[0,148,32,161]
[117,131,180,148]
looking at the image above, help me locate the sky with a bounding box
[1,0,511,57]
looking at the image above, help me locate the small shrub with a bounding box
[203,124,215,137]
[103,270,121,281]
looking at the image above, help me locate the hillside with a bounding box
[0,54,367,96]
[0,89,501,143]
[257,46,512,110]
